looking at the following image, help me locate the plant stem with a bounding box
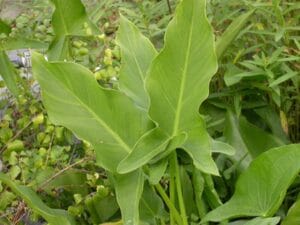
[172,152,188,225]
[192,167,207,222]
[155,183,183,225]
[203,174,222,209]
[169,153,176,225]
[166,0,172,14]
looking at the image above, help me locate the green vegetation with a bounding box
[0,0,299,225]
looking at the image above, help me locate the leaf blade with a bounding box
[117,15,157,109]
[32,52,153,172]
[203,144,300,222]
[0,51,19,97]
[146,0,218,174]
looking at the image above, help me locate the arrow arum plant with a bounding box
[1,0,299,224]
[32,0,219,223]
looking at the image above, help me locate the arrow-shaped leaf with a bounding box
[32,52,153,172]
[48,0,99,60]
[117,15,157,109]
[203,144,300,222]
[145,0,218,175]
[113,170,144,225]
[50,0,98,37]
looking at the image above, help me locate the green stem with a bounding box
[203,174,222,209]
[172,152,188,225]
[155,184,183,225]
[169,153,176,225]
[192,168,207,222]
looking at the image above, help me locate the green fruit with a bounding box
[85,27,92,36]
[37,25,47,32]
[104,22,109,28]
[43,19,50,26]
[32,113,44,126]
[7,140,24,152]
[73,194,83,204]
[104,48,112,58]
[0,120,9,128]
[78,47,89,56]
[37,132,46,144]
[42,134,51,145]
[68,205,83,216]
[83,22,89,28]
[0,128,13,142]
[72,40,82,48]
[94,71,102,80]
[97,34,105,41]
[82,140,91,150]
[112,48,121,59]
[96,185,109,198]
[45,125,54,133]
[18,96,27,105]
[38,147,47,156]
[34,33,43,39]
[103,56,112,66]
[55,127,64,141]
[47,27,54,33]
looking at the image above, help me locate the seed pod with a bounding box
[32,113,44,126]
[78,47,89,56]
[72,40,83,48]
[7,140,24,152]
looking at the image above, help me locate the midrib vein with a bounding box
[125,28,146,84]
[40,63,132,154]
[172,12,195,136]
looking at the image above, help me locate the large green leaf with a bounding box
[145,0,218,175]
[32,52,153,172]
[140,182,165,224]
[113,170,144,225]
[0,50,19,97]
[203,144,300,222]
[85,193,119,224]
[117,127,171,173]
[224,110,284,170]
[0,173,76,225]
[282,199,300,225]
[48,0,99,60]
[117,15,157,109]
[50,0,98,37]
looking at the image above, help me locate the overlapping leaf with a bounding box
[203,144,300,222]
[224,110,285,170]
[113,170,144,225]
[32,52,153,172]
[282,200,300,225]
[0,50,19,97]
[48,0,99,60]
[117,15,157,109]
[119,0,219,175]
